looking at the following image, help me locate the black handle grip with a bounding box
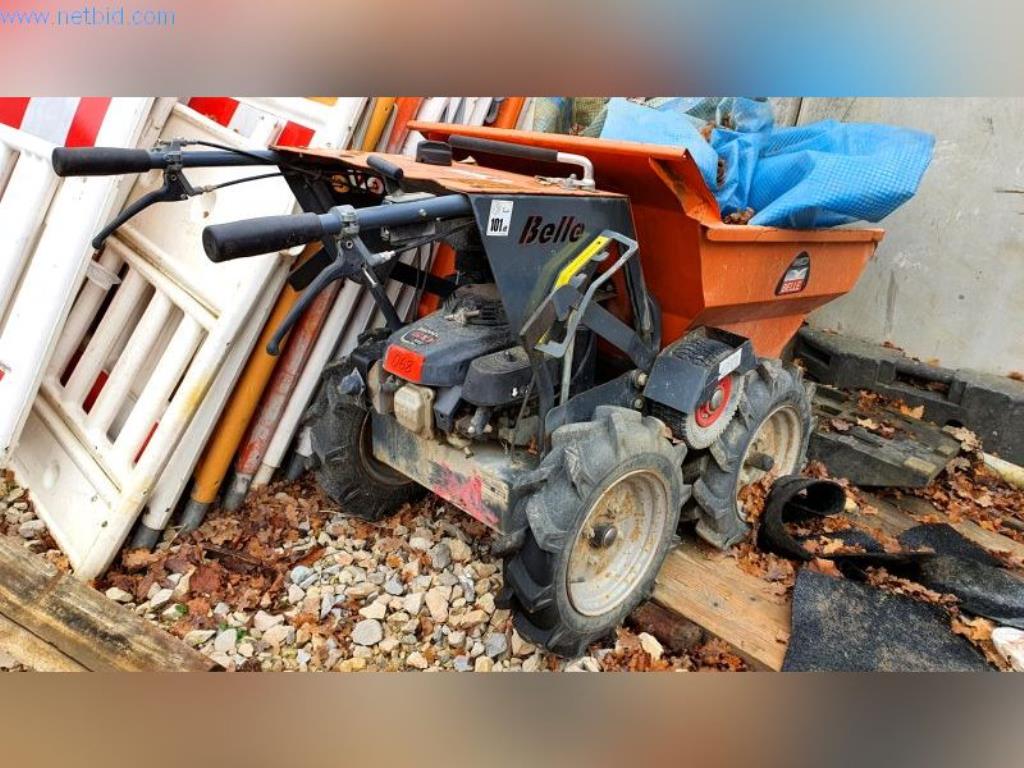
[202,213,329,263]
[366,154,404,180]
[202,194,473,263]
[52,147,158,177]
[448,135,559,163]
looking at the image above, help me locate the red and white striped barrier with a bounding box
[185,97,365,150]
[0,97,119,148]
[132,97,368,542]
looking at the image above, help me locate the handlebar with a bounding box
[51,147,282,177]
[203,212,332,263]
[202,194,474,262]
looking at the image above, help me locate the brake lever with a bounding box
[267,235,405,355]
[91,144,196,250]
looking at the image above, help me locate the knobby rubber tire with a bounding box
[307,359,423,522]
[505,406,689,657]
[691,358,813,549]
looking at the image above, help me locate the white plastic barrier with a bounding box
[0,98,165,465]
[10,103,299,578]
[0,125,60,326]
[132,97,369,541]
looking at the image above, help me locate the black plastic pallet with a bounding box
[797,327,1024,464]
[809,385,961,487]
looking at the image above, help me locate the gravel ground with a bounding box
[0,468,738,672]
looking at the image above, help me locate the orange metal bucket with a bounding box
[413,122,882,358]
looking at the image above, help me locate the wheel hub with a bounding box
[590,524,618,548]
[694,376,733,428]
[737,404,804,513]
[566,469,671,617]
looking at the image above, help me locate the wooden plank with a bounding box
[0,613,85,672]
[653,538,791,671]
[0,536,217,671]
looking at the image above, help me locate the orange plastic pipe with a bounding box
[361,97,396,151]
[493,97,526,129]
[221,278,341,510]
[385,97,424,154]
[183,245,318,515]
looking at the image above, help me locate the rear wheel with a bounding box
[505,406,688,657]
[307,359,423,521]
[692,359,812,548]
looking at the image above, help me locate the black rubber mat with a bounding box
[782,570,991,671]
[759,476,931,570]
[898,523,1002,566]
[897,524,1024,629]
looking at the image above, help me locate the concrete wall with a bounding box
[794,98,1024,377]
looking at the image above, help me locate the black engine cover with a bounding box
[462,346,534,406]
[383,285,511,387]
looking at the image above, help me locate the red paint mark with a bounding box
[187,97,239,127]
[64,97,111,147]
[134,421,159,464]
[276,121,315,148]
[433,467,499,529]
[0,98,31,129]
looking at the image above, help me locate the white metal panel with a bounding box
[11,102,297,578]
[138,262,290,533]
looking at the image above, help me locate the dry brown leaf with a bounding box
[120,548,165,572]
[898,404,926,419]
[806,558,843,578]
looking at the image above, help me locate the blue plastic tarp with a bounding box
[598,97,934,229]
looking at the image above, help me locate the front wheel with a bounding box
[505,406,688,657]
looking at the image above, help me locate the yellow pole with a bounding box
[361,97,397,151]
[180,245,319,526]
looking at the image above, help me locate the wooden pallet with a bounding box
[654,538,791,670]
[652,491,1024,671]
[0,535,217,672]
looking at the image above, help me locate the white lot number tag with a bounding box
[486,199,514,236]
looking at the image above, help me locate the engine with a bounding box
[367,281,544,448]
